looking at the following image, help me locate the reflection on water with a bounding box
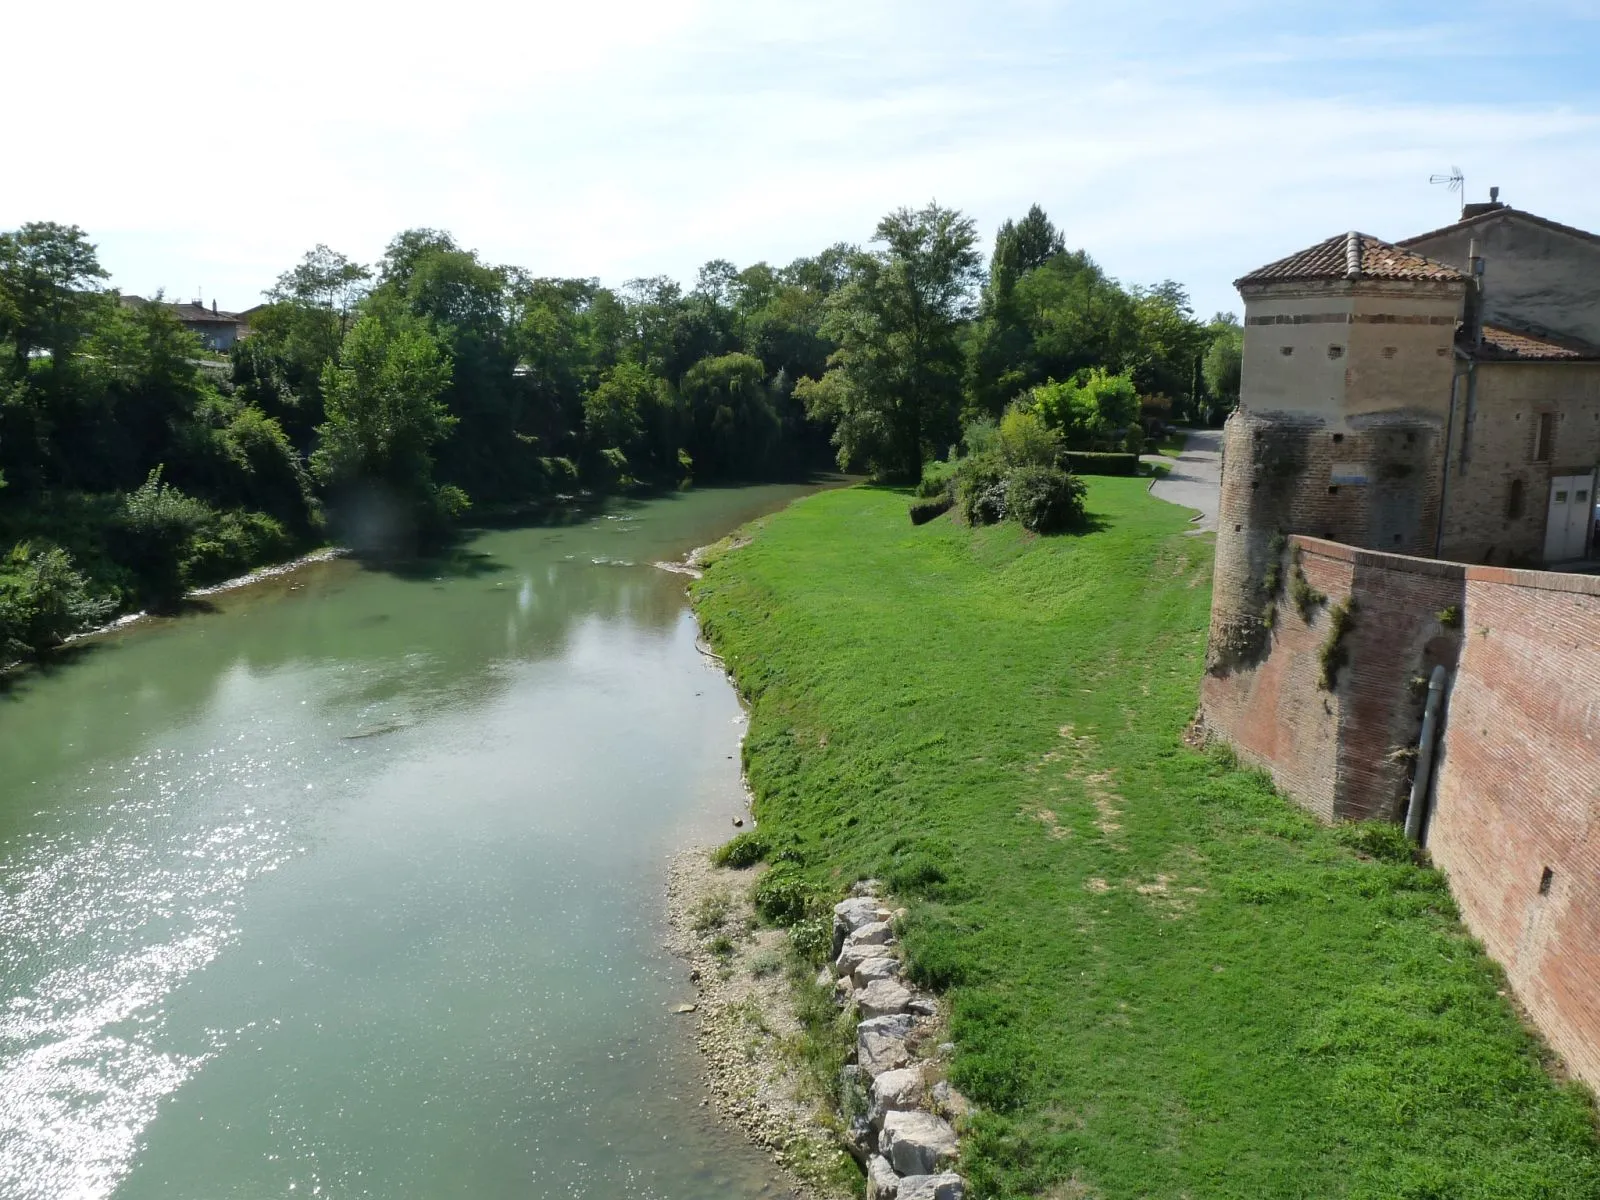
[0,485,816,1200]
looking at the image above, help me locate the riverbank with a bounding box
[665,850,856,1198]
[688,482,1600,1198]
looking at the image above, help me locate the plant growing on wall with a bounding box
[1318,598,1356,690]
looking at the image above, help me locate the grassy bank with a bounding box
[691,480,1600,1199]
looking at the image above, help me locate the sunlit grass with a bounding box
[693,480,1600,1200]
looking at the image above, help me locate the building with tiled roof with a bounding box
[1235,231,1464,287]
[120,295,247,351]
[1209,192,1600,675]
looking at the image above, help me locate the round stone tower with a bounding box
[1208,232,1467,673]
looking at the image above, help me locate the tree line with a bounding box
[0,204,1243,659]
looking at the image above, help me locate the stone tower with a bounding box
[1209,232,1467,673]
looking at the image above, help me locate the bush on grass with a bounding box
[956,454,1009,526]
[1006,464,1086,534]
[712,830,769,868]
[752,864,816,925]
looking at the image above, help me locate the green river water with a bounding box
[0,485,818,1200]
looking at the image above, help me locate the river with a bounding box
[0,485,816,1200]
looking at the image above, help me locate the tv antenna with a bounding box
[1429,167,1465,213]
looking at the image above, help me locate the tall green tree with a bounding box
[1202,312,1245,421]
[798,203,981,481]
[312,314,458,539]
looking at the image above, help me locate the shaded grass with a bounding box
[692,481,1600,1200]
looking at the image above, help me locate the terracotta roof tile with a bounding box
[1236,232,1465,287]
[1472,325,1600,362]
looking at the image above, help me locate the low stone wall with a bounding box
[1202,537,1600,1090]
[830,887,967,1200]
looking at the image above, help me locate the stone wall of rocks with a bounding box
[826,884,968,1200]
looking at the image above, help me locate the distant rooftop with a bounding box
[120,295,243,323]
[1236,232,1466,288]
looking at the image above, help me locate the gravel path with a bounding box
[1144,428,1222,532]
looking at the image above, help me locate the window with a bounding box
[1507,478,1525,520]
[1534,411,1555,462]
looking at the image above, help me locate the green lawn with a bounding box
[692,480,1600,1200]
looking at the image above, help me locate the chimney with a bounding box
[1461,187,1508,221]
[1465,237,1486,351]
[212,299,218,315]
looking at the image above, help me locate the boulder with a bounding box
[869,1065,924,1123]
[844,920,895,951]
[858,978,913,1019]
[851,878,883,898]
[834,897,890,957]
[834,975,856,1006]
[907,996,938,1017]
[897,1173,965,1200]
[866,1154,900,1200]
[815,966,834,988]
[837,938,889,977]
[853,955,902,986]
[881,1110,959,1177]
[858,1014,915,1077]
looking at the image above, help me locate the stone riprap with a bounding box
[826,883,967,1198]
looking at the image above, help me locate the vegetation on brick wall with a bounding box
[1319,597,1357,690]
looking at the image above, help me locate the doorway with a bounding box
[1544,471,1596,563]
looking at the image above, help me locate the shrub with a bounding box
[116,467,214,606]
[997,407,1062,468]
[712,831,769,868]
[1005,465,1086,534]
[788,913,833,965]
[909,495,954,526]
[1062,451,1140,476]
[752,864,815,926]
[955,454,1009,526]
[183,510,296,587]
[0,542,115,659]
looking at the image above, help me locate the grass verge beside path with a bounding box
[691,480,1600,1200]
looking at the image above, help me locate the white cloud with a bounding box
[3,0,1595,321]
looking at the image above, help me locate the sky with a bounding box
[5,0,1598,321]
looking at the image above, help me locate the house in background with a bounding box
[1213,191,1600,599]
[120,296,248,351]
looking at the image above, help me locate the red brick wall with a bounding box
[1429,567,1600,1089]
[1204,541,1600,1089]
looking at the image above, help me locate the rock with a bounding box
[837,937,890,977]
[931,1080,971,1120]
[858,1014,915,1077]
[833,975,855,1006]
[936,1042,956,1058]
[853,955,901,986]
[834,897,890,957]
[733,817,745,827]
[673,1003,697,1014]
[815,966,834,988]
[845,920,895,951]
[858,978,913,1018]
[897,1173,965,1200]
[907,996,938,1017]
[869,1065,924,1123]
[851,878,883,898]
[866,1154,900,1200]
[881,1110,959,1177]
[847,1114,875,1153]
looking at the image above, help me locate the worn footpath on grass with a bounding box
[690,479,1600,1200]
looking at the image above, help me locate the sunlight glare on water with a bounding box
[0,486,816,1200]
